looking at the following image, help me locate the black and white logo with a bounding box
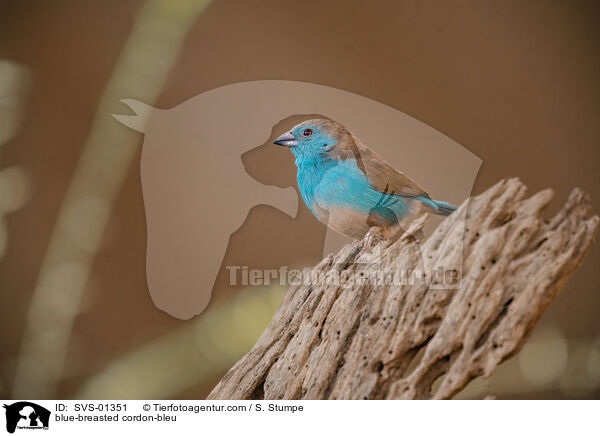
[2,402,50,433]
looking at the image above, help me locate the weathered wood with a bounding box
[208,179,599,399]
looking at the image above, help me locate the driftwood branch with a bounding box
[208,179,599,399]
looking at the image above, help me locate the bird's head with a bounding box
[274,119,349,162]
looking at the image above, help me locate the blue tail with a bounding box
[416,196,458,216]
[431,200,457,216]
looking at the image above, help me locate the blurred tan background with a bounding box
[0,0,598,399]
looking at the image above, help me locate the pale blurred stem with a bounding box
[13,0,213,399]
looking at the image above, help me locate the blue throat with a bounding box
[295,154,337,215]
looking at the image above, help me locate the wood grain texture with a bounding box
[208,179,599,400]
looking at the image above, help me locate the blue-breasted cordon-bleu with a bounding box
[274,119,457,249]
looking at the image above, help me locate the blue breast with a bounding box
[296,157,409,226]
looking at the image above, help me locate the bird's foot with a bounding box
[360,226,386,251]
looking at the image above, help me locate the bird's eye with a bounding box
[302,128,313,137]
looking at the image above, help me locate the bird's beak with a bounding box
[273,131,297,147]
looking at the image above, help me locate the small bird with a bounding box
[274,119,457,248]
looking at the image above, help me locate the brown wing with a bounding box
[337,133,431,198]
[314,118,431,198]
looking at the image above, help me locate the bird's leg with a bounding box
[360,226,385,250]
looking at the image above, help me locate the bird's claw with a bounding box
[360,226,385,251]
